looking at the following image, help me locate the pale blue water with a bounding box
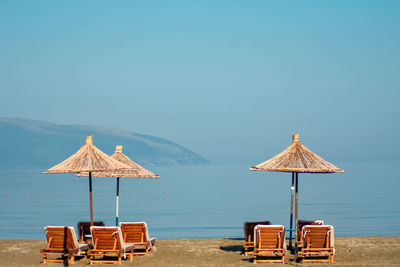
[0,161,399,240]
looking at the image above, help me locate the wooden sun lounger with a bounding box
[88,226,135,264]
[253,225,286,263]
[120,222,156,255]
[243,220,271,255]
[77,221,105,243]
[40,226,90,264]
[298,225,334,263]
[297,219,324,249]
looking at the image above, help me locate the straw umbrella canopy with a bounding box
[250,134,343,249]
[44,135,131,226]
[78,145,160,225]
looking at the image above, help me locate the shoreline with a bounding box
[1,236,400,266]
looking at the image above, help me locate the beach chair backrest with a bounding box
[254,225,285,250]
[243,220,271,242]
[298,220,324,232]
[77,221,105,242]
[90,226,124,250]
[303,225,334,249]
[120,222,149,243]
[297,220,324,241]
[44,226,79,251]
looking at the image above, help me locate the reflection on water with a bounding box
[0,161,399,239]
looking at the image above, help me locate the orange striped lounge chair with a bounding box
[298,225,335,263]
[297,219,324,249]
[40,226,90,264]
[243,220,271,255]
[119,222,156,255]
[88,226,135,264]
[253,225,286,263]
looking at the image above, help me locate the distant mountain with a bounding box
[0,117,209,168]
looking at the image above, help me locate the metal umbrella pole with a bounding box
[295,172,299,250]
[115,177,120,226]
[89,172,94,226]
[289,172,295,250]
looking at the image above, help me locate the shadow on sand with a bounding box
[219,245,244,253]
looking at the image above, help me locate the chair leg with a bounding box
[118,255,122,264]
[69,255,75,264]
[150,239,157,252]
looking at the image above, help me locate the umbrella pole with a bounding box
[89,172,94,227]
[116,177,120,226]
[289,172,294,250]
[295,172,299,250]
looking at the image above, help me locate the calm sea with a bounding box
[0,161,399,240]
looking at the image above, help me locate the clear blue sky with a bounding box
[0,0,399,163]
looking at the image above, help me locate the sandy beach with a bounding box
[1,236,399,266]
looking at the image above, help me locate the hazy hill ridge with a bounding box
[0,117,209,168]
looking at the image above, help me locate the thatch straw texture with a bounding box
[250,134,343,173]
[78,145,160,178]
[44,136,131,174]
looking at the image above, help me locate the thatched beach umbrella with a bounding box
[250,134,343,249]
[44,135,131,226]
[78,145,160,225]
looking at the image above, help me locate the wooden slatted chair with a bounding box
[77,221,105,243]
[253,225,286,263]
[243,220,271,255]
[88,226,135,264]
[297,219,324,249]
[298,225,334,263]
[40,226,90,264]
[119,222,156,255]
